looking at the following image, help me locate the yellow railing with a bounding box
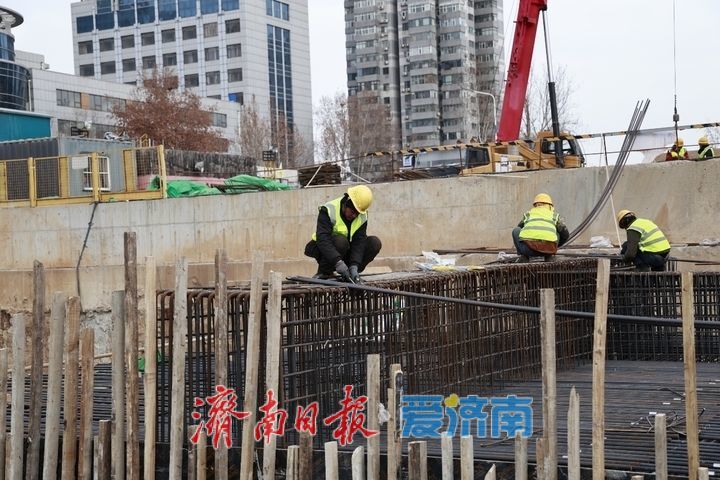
[0,145,167,207]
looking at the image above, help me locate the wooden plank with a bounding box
[26,260,45,480]
[567,386,580,480]
[9,313,25,480]
[484,465,496,480]
[698,468,709,480]
[460,435,473,480]
[591,259,610,480]
[441,434,453,480]
[42,292,67,480]
[540,288,557,480]
[514,434,527,480]
[654,413,667,480]
[324,441,338,480]
[196,428,207,480]
[239,251,265,480]
[681,272,699,480]
[536,437,545,480]
[169,257,188,480]
[111,291,126,480]
[408,441,427,480]
[366,354,380,480]
[262,270,283,480]
[61,297,81,480]
[299,432,313,480]
[96,420,112,480]
[351,446,365,480]
[214,250,229,480]
[0,348,7,480]
[144,256,157,480]
[387,364,402,480]
[287,445,300,480]
[124,231,140,480]
[630,476,643,480]
[78,328,95,480]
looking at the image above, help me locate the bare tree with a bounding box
[112,69,228,152]
[348,93,393,157]
[238,96,272,162]
[521,65,580,139]
[273,111,311,169]
[315,92,351,162]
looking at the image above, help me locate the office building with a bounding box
[345,0,505,148]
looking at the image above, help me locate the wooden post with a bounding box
[540,288,557,480]
[592,259,610,480]
[169,257,188,480]
[441,434,453,480]
[299,432,313,480]
[324,442,338,480]
[536,437,545,480]
[387,364,402,480]
[239,252,265,480]
[42,293,67,480]
[460,435,473,480]
[262,271,283,480]
[654,413,667,480]
[408,441,427,480]
[62,297,81,480]
[286,445,300,480]
[682,272,700,480]
[27,260,45,480]
[196,428,207,480]
[630,476,643,480]
[96,420,112,480]
[567,386,580,480]
[187,447,196,480]
[144,256,157,480]
[484,465,496,480]
[0,348,7,480]
[124,232,140,480]
[698,468,710,480]
[367,354,380,480]
[214,251,229,480]
[514,434,527,480]
[9,314,25,480]
[351,446,365,480]
[111,291,126,480]
[78,328,95,480]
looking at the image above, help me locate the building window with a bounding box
[99,38,114,52]
[142,56,156,69]
[137,0,155,23]
[225,19,240,33]
[79,64,94,76]
[228,68,242,82]
[203,22,218,37]
[163,52,177,66]
[266,0,289,20]
[101,61,116,74]
[226,43,242,58]
[211,112,227,128]
[83,156,111,192]
[56,89,82,108]
[76,15,94,33]
[201,0,219,14]
[207,95,221,99]
[179,0,196,17]
[206,71,221,85]
[159,0,177,20]
[229,92,243,104]
[205,47,220,61]
[183,50,198,64]
[161,29,175,43]
[118,0,135,27]
[122,58,136,71]
[267,24,294,147]
[121,35,135,49]
[182,26,197,40]
[95,13,114,30]
[141,32,155,46]
[185,74,199,87]
[222,0,239,10]
[78,41,93,55]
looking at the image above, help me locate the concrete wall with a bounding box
[1,159,719,313]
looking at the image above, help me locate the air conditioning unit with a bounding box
[384,46,389,51]
[384,60,389,65]
[402,43,408,48]
[404,115,409,120]
[379,3,384,9]
[401,11,407,20]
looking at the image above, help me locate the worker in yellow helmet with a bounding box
[697,136,715,160]
[512,193,570,262]
[617,210,671,271]
[304,184,381,282]
[665,138,688,160]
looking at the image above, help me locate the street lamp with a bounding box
[470,90,497,140]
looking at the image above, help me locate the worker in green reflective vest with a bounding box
[617,210,671,272]
[512,193,570,262]
[697,136,715,160]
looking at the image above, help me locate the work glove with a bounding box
[335,260,351,282]
[349,265,362,284]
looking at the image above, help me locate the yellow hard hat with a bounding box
[699,136,709,145]
[533,193,553,206]
[616,209,635,226]
[675,138,684,147]
[347,185,373,214]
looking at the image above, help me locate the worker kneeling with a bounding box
[617,210,671,272]
[512,193,569,262]
[304,185,382,283]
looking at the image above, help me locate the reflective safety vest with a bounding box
[668,147,687,159]
[628,218,671,253]
[518,207,560,243]
[312,197,368,241]
[699,145,715,159]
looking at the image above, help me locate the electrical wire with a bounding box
[672,0,679,142]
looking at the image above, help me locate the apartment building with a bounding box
[345,0,504,148]
[70,0,313,157]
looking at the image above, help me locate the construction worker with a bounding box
[512,193,570,262]
[617,210,671,272]
[697,136,715,160]
[304,184,382,282]
[665,138,688,160]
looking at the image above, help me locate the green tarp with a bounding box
[147,174,291,198]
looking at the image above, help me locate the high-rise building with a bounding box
[70,0,313,161]
[345,0,504,149]
[0,6,30,110]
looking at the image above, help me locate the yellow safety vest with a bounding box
[312,197,368,241]
[628,218,671,253]
[518,207,560,243]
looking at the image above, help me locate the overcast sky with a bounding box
[5,0,719,153]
